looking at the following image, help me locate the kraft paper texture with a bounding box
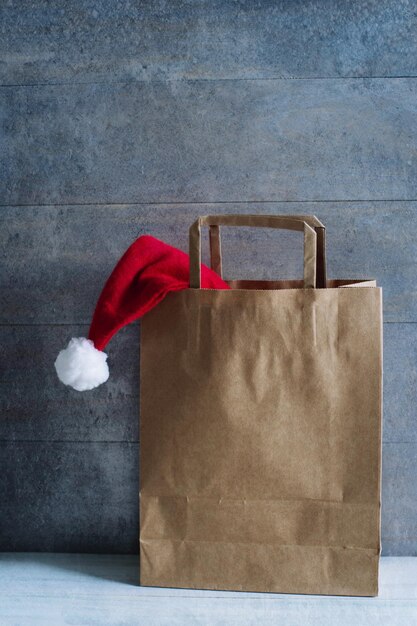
[140,215,382,596]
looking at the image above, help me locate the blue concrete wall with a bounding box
[1,1,416,554]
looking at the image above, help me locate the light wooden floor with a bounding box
[0,555,416,625]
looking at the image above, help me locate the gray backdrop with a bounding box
[1,0,416,555]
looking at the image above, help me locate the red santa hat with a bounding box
[54,235,229,391]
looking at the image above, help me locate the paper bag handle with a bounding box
[189,215,318,289]
[208,215,326,289]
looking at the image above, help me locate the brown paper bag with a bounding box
[140,215,382,596]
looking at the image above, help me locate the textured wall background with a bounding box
[1,0,416,555]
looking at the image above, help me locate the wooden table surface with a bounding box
[0,554,416,625]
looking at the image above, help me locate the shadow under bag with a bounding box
[140,214,383,596]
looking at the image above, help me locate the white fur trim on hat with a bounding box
[54,337,109,391]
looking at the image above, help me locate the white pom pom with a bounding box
[54,337,109,391]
